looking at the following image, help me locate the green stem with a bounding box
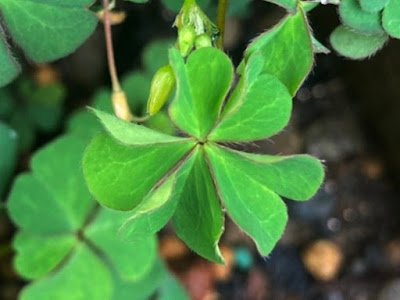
[216,0,228,49]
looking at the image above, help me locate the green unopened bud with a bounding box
[147,65,175,116]
[195,33,212,49]
[178,25,195,57]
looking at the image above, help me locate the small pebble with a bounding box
[302,240,343,281]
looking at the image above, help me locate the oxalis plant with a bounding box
[2,0,399,298]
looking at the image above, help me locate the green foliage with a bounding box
[7,134,187,300]
[0,0,97,87]
[0,122,18,198]
[330,25,388,59]
[330,0,400,57]
[263,0,298,14]
[83,46,324,261]
[0,77,66,151]
[242,7,313,96]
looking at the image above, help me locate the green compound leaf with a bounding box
[169,47,233,140]
[209,53,292,142]
[263,0,298,14]
[13,232,76,280]
[118,154,196,242]
[330,25,388,59]
[0,122,18,197]
[82,132,194,211]
[172,147,224,264]
[383,0,400,39]
[339,0,384,34]
[8,136,94,235]
[231,151,325,200]
[20,244,113,300]
[84,209,157,281]
[205,144,288,256]
[0,0,97,63]
[244,6,313,96]
[90,108,187,146]
[0,32,19,87]
[359,0,389,13]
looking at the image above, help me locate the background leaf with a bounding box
[0,122,18,197]
[330,25,388,59]
[0,0,97,63]
[339,0,384,34]
[20,244,112,300]
[382,0,400,39]
[13,232,76,280]
[84,209,157,281]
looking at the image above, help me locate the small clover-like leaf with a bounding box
[84,209,157,281]
[169,47,233,139]
[8,136,94,234]
[359,0,389,13]
[243,6,313,96]
[8,133,180,299]
[209,53,292,142]
[13,232,76,280]
[20,244,113,300]
[172,147,224,264]
[383,0,400,39]
[330,25,388,59]
[0,0,97,86]
[339,0,384,35]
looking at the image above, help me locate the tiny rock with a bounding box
[302,240,343,281]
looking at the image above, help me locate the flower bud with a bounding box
[147,65,175,116]
[178,25,196,57]
[195,33,212,49]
